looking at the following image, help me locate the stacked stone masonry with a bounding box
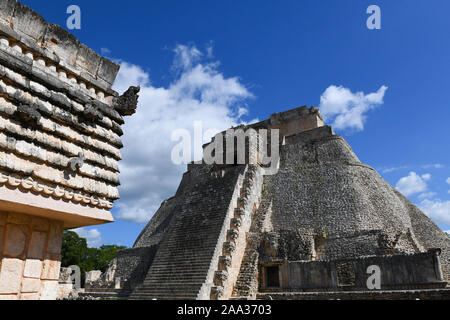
[0,211,63,300]
[0,1,138,299]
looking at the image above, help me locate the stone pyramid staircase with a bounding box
[129,165,253,300]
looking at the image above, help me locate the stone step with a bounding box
[134,282,204,288]
[148,263,212,270]
[143,277,206,282]
[148,263,211,269]
[133,291,200,297]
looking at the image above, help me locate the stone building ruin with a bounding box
[89,106,450,300]
[1,0,448,301]
[0,1,138,300]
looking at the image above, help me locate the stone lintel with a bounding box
[0,186,114,229]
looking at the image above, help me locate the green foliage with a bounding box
[61,231,126,286]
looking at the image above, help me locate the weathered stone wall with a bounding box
[257,289,450,300]
[0,1,138,299]
[0,1,138,223]
[86,246,158,294]
[260,250,446,292]
[123,106,450,300]
[0,211,63,300]
[260,126,450,270]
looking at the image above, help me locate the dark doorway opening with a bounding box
[266,266,280,288]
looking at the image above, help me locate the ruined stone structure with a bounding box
[0,1,138,300]
[90,106,449,300]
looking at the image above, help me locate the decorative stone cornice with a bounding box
[0,1,119,94]
[0,170,113,209]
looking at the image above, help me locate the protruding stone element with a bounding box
[234,208,245,218]
[240,188,251,198]
[237,197,248,208]
[223,241,236,255]
[231,218,242,229]
[219,255,232,269]
[214,270,229,286]
[227,229,239,242]
[113,86,140,116]
[210,286,224,300]
[68,152,85,172]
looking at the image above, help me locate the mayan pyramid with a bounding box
[88,106,450,300]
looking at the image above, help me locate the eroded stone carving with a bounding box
[215,270,228,283]
[68,152,85,172]
[227,229,239,242]
[223,241,236,254]
[231,218,242,228]
[14,104,41,127]
[219,255,232,268]
[211,286,224,299]
[0,170,113,209]
[113,86,140,116]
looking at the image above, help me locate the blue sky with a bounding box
[22,0,450,247]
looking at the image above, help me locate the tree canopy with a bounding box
[61,231,126,286]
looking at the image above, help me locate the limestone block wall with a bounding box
[0,211,63,300]
[262,249,446,292]
[0,1,139,228]
[0,1,138,300]
[263,127,439,261]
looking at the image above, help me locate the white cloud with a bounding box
[447,177,450,194]
[445,230,450,236]
[420,199,450,225]
[113,44,253,223]
[381,166,408,174]
[422,164,444,169]
[73,228,102,248]
[319,85,388,131]
[395,172,431,196]
[418,192,437,200]
[100,47,111,56]
[173,44,203,70]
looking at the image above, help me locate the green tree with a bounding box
[61,231,87,267]
[61,231,127,286]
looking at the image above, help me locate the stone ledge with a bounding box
[0,1,120,92]
[0,170,114,209]
[257,288,450,300]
